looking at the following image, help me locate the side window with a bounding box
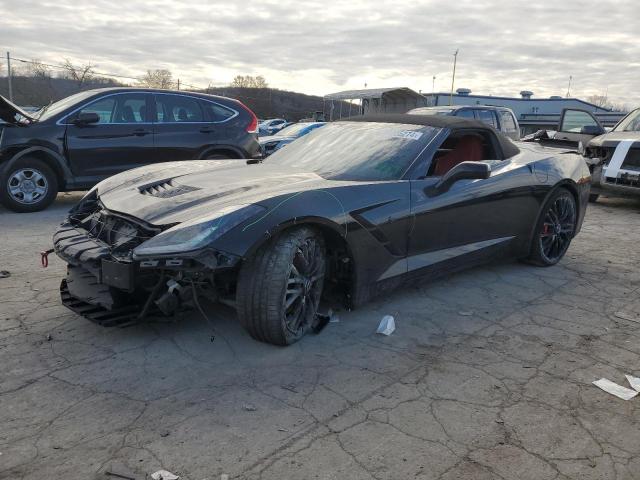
[76,97,117,124]
[155,95,204,123]
[429,131,496,177]
[456,109,475,119]
[500,111,518,133]
[112,94,148,124]
[560,110,599,132]
[201,101,236,122]
[476,110,498,128]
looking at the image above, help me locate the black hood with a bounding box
[95,160,353,226]
[588,131,640,148]
[0,95,36,125]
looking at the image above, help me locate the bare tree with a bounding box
[138,69,175,89]
[230,75,269,88]
[25,59,51,79]
[62,59,95,88]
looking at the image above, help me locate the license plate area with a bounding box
[102,259,135,292]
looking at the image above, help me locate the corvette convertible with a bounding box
[54,114,590,345]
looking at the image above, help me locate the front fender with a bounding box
[1,146,73,184]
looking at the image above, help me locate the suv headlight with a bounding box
[133,204,265,258]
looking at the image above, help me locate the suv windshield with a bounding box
[614,109,640,132]
[37,91,100,121]
[267,122,438,181]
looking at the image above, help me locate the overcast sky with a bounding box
[1,0,639,105]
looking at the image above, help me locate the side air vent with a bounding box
[139,179,200,198]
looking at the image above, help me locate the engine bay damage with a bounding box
[54,195,241,326]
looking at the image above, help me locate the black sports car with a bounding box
[53,114,590,345]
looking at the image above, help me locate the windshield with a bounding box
[614,109,640,132]
[267,122,438,181]
[37,91,99,121]
[276,123,314,137]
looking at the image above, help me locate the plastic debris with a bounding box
[458,310,474,316]
[0,270,10,279]
[151,470,179,480]
[243,403,257,412]
[593,378,639,401]
[625,375,640,393]
[614,311,640,324]
[377,315,396,336]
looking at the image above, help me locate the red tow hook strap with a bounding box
[41,249,54,268]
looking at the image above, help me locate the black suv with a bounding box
[0,88,261,212]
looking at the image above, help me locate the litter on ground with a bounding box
[593,378,639,401]
[150,470,179,480]
[377,315,396,336]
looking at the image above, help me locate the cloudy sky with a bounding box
[1,0,639,105]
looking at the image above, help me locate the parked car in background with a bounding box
[258,118,288,136]
[259,122,326,156]
[408,105,521,141]
[522,107,640,202]
[0,88,260,212]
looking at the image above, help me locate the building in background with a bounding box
[423,89,626,135]
[324,87,427,120]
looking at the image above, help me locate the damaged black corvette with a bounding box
[54,114,590,345]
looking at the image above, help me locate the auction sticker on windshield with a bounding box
[393,130,424,141]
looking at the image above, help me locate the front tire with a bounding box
[525,187,577,267]
[236,227,326,346]
[0,158,58,212]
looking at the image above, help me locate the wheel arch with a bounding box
[240,216,357,305]
[525,180,580,255]
[3,147,71,190]
[199,145,244,159]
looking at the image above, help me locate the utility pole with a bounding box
[449,49,459,106]
[566,75,572,98]
[431,75,436,106]
[177,78,180,91]
[6,51,13,102]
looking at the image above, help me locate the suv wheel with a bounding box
[1,158,59,212]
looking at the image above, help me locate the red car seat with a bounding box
[433,135,484,176]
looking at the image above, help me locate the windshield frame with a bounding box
[37,90,103,122]
[613,108,640,133]
[266,121,442,182]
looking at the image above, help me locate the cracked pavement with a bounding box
[1,193,640,480]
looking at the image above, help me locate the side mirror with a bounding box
[580,125,605,136]
[73,112,100,126]
[426,161,491,197]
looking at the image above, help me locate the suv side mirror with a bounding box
[73,112,100,126]
[426,161,491,197]
[580,125,605,136]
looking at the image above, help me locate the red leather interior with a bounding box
[433,135,484,176]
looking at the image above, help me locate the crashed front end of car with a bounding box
[583,138,640,197]
[53,189,264,326]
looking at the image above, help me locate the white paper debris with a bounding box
[625,375,640,393]
[614,311,640,324]
[377,315,396,336]
[593,378,639,401]
[151,470,179,480]
[458,310,474,317]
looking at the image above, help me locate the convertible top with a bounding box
[345,113,520,158]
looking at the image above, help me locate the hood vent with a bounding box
[139,179,200,198]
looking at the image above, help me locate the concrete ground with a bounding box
[1,193,640,480]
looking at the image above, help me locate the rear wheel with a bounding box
[236,227,326,345]
[525,187,577,267]
[0,158,58,212]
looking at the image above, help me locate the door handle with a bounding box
[133,128,152,136]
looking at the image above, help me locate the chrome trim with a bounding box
[56,91,239,126]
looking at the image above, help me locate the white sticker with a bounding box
[393,130,423,141]
[603,140,636,178]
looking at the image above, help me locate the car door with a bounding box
[408,129,538,275]
[64,93,154,179]
[554,109,605,145]
[152,93,214,162]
